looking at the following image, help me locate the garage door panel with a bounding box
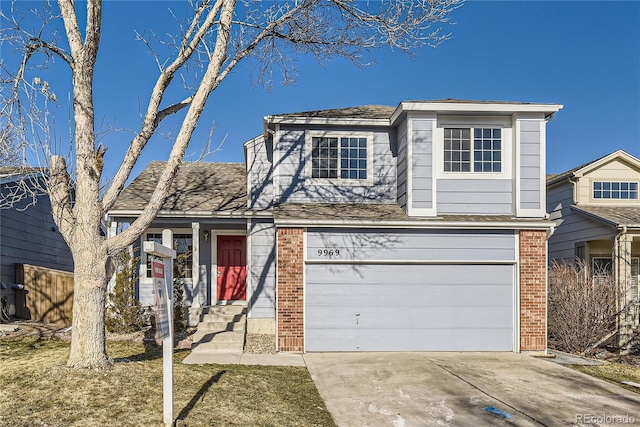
[307,264,513,286]
[305,264,515,352]
[306,283,513,308]
[408,307,513,329]
[307,305,512,330]
[307,229,516,262]
[306,327,513,352]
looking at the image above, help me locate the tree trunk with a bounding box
[67,245,110,369]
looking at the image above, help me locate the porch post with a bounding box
[191,222,201,308]
[616,232,633,351]
[107,221,118,294]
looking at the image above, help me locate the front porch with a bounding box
[580,235,640,350]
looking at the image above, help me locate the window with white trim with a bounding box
[311,136,368,180]
[592,256,639,301]
[593,181,638,200]
[144,233,192,279]
[444,127,501,173]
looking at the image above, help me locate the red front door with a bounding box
[217,235,247,300]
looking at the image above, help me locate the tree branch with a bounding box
[107,0,238,254]
[101,0,225,213]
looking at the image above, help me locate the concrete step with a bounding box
[192,331,245,343]
[192,340,244,353]
[203,305,246,316]
[196,321,246,332]
[201,312,245,323]
[190,303,247,353]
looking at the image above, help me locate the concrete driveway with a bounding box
[303,352,640,426]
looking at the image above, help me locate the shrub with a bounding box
[106,250,147,334]
[172,251,189,333]
[548,259,617,354]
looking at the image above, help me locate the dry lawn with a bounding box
[0,335,335,427]
[570,362,640,396]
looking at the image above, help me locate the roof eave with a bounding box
[570,205,620,227]
[273,218,554,230]
[107,209,271,219]
[264,115,390,127]
[391,101,563,125]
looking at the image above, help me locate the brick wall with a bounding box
[276,228,304,351]
[519,230,547,351]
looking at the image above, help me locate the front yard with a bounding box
[570,360,640,395]
[0,332,335,427]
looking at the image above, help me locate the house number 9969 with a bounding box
[318,249,340,257]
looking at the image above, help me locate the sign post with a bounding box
[143,229,176,427]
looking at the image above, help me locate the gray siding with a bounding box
[547,182,614,261]
[437,179,513,215]
[306,228,516,262]
[305,263,514,351]
[0,182,73,316]
[0,185,73,286]
[410,118,433,209]
[276,125,396,204]
[247,138,273,210]
[519,120,542,210]
[396,120,408,210]
[249,220,276,318]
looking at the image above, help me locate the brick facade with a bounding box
[276,227,304,351]
[519,230,547,351]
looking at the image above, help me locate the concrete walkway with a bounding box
[304,352,640,427]
[182,351,306,367]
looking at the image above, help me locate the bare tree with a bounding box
[548,259,618,354]
[0,0,463,368]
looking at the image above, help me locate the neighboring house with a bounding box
[0,169,74,317]
[547,150,640,348]
[108,99,563,353]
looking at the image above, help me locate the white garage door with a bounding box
[305,263,515,352]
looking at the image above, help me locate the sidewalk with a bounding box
[182,351,306,367]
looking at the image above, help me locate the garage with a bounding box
[304,229,517,352]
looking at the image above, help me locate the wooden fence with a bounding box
[15,264,74,325]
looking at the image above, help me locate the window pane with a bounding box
[593,181,639,199]
[472,128,501,173]
[336,135,368,180]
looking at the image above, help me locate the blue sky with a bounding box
[4,1,640,180]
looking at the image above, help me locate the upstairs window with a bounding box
[593,181,638,199]
[311,136,367,180]
[444,128,501,173]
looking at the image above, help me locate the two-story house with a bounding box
[108,99,562,353]
[547,150,640,348]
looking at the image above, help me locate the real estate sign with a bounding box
[151,259,171,340]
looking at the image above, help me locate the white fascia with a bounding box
[274,218,554,230]
[265,115,390,127]
[107,210,273,219]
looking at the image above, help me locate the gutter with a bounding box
[273,218,555,230]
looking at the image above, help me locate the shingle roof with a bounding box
[546,150,640,186]
[273,202,548,224]
[271,105,396,120]
[270,100,555,121]
[546,154,611,185]
[274,202,407,221]
[572,205,640,228]
[110,161,247,214]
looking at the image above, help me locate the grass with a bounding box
[570,363,640,395]
[0,336,336,427]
